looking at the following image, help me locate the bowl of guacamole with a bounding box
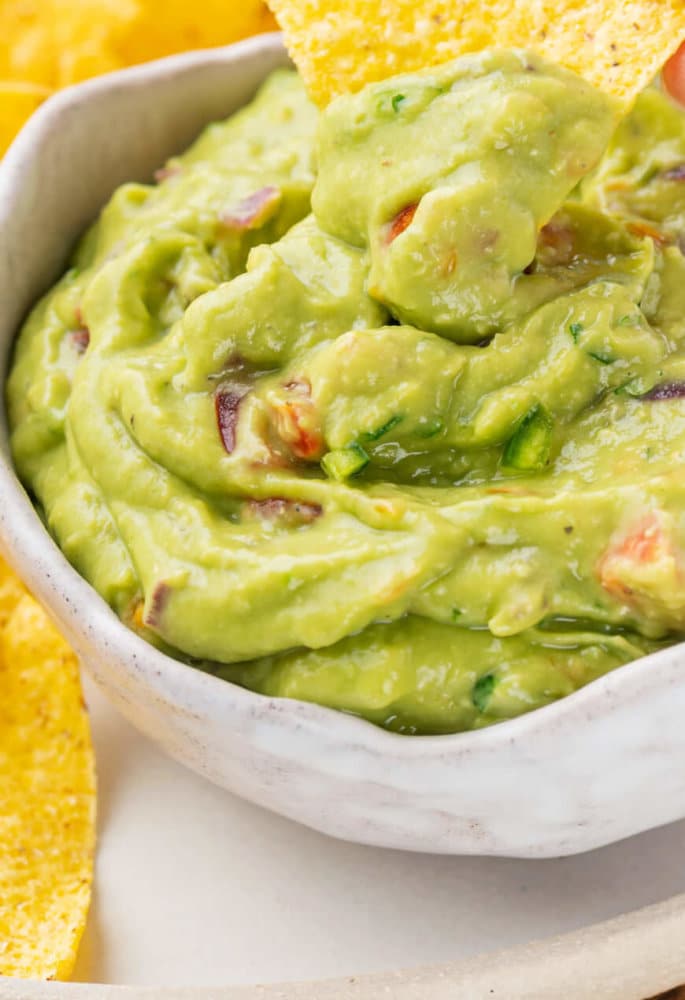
[3,35,685,855]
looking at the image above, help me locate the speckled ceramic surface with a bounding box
[1,34,684,858]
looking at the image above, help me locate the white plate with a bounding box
[68,679,685,989]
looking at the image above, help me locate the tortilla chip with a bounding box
[0,571,96,981]
[52,0,141,86]
[113,0,278,70]
[0,3,54,87]
[52,0,278,87]
[267,0,685,107]
[0,554,28,627]
[0,1,278,153]
[0,82,53,156]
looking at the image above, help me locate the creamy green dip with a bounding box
[9,52,685,734]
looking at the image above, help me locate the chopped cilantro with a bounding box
[361,414,404,442]
[472,673,498,713]
[587,350,614,365]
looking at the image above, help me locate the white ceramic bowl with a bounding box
[2,34,684,858]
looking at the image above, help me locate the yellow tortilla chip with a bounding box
[0,1,278,153]
[0,82,53,156]
[0,2,54,87]
[48,0,278,88]
[52,0,141,86]
[114,0,278,70]
[267,0,685,106]
[0,554,27,627]
[0,562,96,981]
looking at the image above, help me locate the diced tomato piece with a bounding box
[272,400,324,461]
[598,512,679,602]
[598,511,685,627]
[613,514,663,564]
[386,202,418,244]
[626,221,672,247]
[663,42,685,107]
[271,383,324,462]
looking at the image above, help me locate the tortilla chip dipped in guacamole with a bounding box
[268,0,685,107]
[9,49,685,734]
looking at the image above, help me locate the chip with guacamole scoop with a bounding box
[267,0,685,106]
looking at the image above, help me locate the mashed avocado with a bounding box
[8,53,685,734]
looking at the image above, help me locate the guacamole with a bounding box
[8,52,685,735]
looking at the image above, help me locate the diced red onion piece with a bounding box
[221,186,282,231]
[215,385,249,453]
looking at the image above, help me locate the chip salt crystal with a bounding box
[0,559,96,981]
[267,0,685,107]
